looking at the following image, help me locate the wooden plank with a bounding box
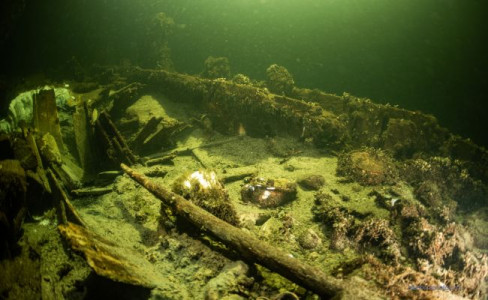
[32,89,64,151]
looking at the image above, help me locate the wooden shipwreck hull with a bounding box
[123,67,488,182]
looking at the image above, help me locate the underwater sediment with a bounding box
[0,53,487,299]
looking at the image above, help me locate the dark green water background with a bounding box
[2,0,487,146]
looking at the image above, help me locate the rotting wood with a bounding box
[131,116,162,150]
[73,101,96,177]
[96,110,138,166]
[145,154,176,166]
[121,163,345,297]
[58,222,188,297]
[24,130,51,193]
[32,89,65,151]
[47,169,85,227]
[140,120,190,152]
[107,82,146,119]
[72,186,113,197]
[121,67,488,183]
[127,68,346,149]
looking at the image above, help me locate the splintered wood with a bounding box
[58,222,186,296]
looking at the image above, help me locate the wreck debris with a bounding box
[71,186,113,197]
[131,116,163,150]
[32,89,65,151]
[58,222,187,298]
[95,111,138,166]
[191,148,210,168]
[123,94,190,153]
[241,177,297,208]
[24,130,51,193]
[172,170,239,225]
[266,64,295,96]
[106,83,146,119]
[127,68,346,149]
[73,101,97,177]
[47,169,85,227]
[121,163,345,297]
[145,154,176,166]
[141,119,189,153]
[336,148,398,186]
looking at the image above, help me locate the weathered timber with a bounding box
[72,186,113,197]
[25,131,51,193]
[123,68,488,181]
[107,82,146,119]
[32,89,65,151]
[58,222,188,298]
[120,163,345,297]
[127,68,346,149]
[145,154,175,166]
[131,116,162,150]
[96,111,138,166]
[73,101,97,177]
[47,169,85,227]
[140,120,188,152]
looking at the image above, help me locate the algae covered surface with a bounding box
[13,85,488,298]
[0,27,487,299]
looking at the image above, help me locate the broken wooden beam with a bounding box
[47,169,86,227]
[131,116,162,150]
[120,163,345,297]
[96,111,139,166]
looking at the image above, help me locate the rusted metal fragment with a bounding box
[58,222,187,297]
